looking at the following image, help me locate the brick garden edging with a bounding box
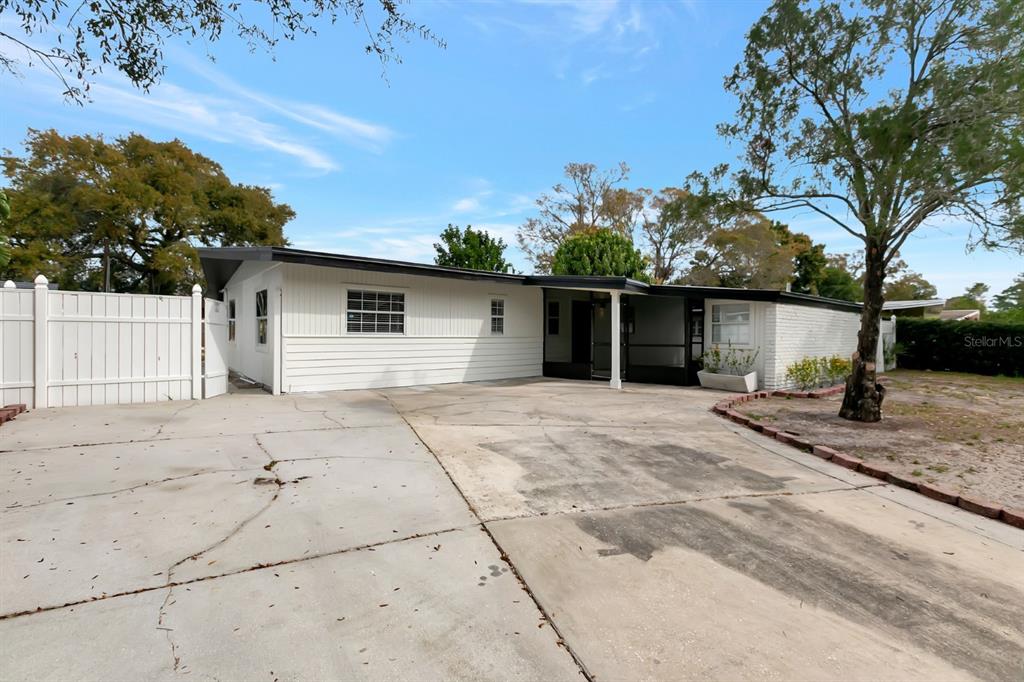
[711,390,1023,530]
[0,403,27,428]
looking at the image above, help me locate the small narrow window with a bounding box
[490,298,505,335]
[547,301,559,335]
[256,289,268,345]
[347,290,405,334]
[228,300,237,342]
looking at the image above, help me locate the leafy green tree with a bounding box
[640,189,708,284]
[698,0,1024,422]
[987,275,1024,323]
[517,162,642,273]
[550,229,650,281]
[433,224,514,272]
[883,272,938,301]
[0,1,443,103]
[2,129,292,294]
[945,282,989,312]
[681,214,801,289]
[817,264,861,302]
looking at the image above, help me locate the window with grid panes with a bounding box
[490,298,504,335]
[347,290,405,334]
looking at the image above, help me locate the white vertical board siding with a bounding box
[222,261,281,386]
[0,289,35,407]
[45,291,193,407]
[762,303,861,390]
[280,264,542,392]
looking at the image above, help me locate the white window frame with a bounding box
[490,298,505,336]
[255,289,268,346]
[710,302,752,346]
[228,299,237,343]
[346,289,406,335]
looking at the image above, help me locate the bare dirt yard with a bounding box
[735,369,1024,510]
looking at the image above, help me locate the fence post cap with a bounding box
[34,274,48,286]
[3,280,15,288]
[191,284,202,295]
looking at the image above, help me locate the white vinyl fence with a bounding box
[876,314,897,371]
[1,276,224,409]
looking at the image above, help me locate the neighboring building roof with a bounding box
[882,298,945,311]
[938,309,981,321]
[2,280,59,290]
[197,246,863,312]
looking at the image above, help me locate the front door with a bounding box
[571,300,592,365]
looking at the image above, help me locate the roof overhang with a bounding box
[196,246,864,313]
[198,246,527,293]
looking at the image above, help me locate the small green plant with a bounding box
[702,343,759,377]
[785,354,853,389]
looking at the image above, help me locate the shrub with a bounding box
[895,318,1024,376]
[702,343,759,376]
[785,354,852,389]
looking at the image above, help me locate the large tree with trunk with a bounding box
[698,0,1024,422]
[2,129,292,294]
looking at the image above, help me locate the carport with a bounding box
[531,277,705,388]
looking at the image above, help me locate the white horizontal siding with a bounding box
[284,336,541,392]
[280,263,543,392]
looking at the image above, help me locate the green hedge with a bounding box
[895,318,1024,376]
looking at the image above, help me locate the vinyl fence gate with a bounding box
[1,277,229,409]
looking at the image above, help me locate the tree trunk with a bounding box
[839,242,886,422]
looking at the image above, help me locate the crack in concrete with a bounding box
[380,392,596,682]
[0,524,476,622]
[153,402,199,439]
[156,434,285,675]
[0,423,397,455]
[290,397,346,429]
[1,468,250,511]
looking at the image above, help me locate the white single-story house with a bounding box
[198,246,866,394]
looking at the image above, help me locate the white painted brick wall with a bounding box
[762,303,861,390]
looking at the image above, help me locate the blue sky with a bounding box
[2,0,1020,299]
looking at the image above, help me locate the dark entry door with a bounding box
[571,300,592,365]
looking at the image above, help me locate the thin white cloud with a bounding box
[86,81,339,172]
[452,197,482,212]
[180,55,395,152]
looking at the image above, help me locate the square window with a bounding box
[710,303,751,345]
[347,290,405,334]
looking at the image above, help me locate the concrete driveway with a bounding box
[2,379,1022,681]
[0,389,579,681]
[385,379,1024,682]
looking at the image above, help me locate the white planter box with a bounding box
[697,370,758,393]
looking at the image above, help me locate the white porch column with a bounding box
[609,290,622,389]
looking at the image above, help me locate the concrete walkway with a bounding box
[0,390,580,681]
[385,379,1024,682]
[2,379,1022,681]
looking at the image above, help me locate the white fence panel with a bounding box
[204,298,229,398]
[46,290,195,408]
[0,277,209,409]
[0,286,35,408]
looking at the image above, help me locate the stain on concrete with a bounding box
[574,498,1024,681]
[482,429,792,511]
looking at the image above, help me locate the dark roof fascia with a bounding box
[523,275,651,293]
[197,246,527,292]
[647,284,863,313]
